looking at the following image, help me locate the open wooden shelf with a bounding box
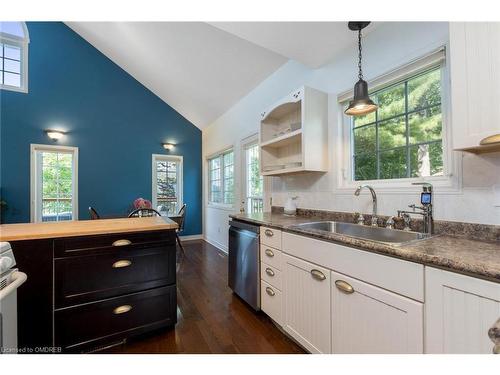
[260,129,302,148]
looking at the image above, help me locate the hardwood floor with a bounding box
[103,240,305,354]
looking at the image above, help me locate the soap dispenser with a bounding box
[284,196,298,216]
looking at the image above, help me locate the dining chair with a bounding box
[128,208,162,218]
[88,206,100,220]
[174,204,187,254]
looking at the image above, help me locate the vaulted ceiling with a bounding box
[67,22,378,129]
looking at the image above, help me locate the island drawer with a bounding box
[55,285,177,352]
[54,230,175,257]
[261,263,282,290]
[260,245,282,270]
[54,243,176,307]
[260,226,282,249]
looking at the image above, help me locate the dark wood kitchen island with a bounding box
[0,217,178,353]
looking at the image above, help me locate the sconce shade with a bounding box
[162,143,175,150]
[46,130,65,141]
[344,79,378,116]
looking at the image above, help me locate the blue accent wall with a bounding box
[0,22,202,235]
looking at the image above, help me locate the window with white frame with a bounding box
[245,143,263,213]
[31,144,78,222]
[208,149,234,205]
[152,154,183,216]
[340,49,449,185]
[0,22,29,92]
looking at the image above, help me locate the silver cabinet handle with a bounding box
[112,239,131,247]
[264,249,274,257]
[265,287,275,296]
[265,267,275,277]
[335,280,354,294]
[113,305,132,314]
[112,260,132,268]
[310,269,326,281]
[264,229,274,237]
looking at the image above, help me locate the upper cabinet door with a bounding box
[331,271,423,354]
[450,22,500,152]
[425,267,500,354]
[282,253,331,353]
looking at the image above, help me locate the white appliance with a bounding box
[0,242,27,354]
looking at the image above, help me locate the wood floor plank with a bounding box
[103,240,304,354]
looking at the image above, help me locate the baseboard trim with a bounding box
[179,234,204,241]
[204,236,228,253]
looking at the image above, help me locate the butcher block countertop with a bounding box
[0,217,178,241]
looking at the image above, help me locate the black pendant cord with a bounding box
[358,29,363,80]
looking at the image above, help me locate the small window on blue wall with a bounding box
[0,22,29,93]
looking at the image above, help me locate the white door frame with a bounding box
[151,154,183,215]
[30,144,79,223]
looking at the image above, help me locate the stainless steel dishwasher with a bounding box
[228,219,260,311]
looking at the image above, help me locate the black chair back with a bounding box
[128,208,161,218]
[177,204,187,233]
[88,206,100,220]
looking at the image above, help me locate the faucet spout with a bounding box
[354,184,378,226]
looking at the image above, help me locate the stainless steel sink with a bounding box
[290,221,430,245]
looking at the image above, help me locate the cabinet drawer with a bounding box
[55,243,176,307]
[54,230,175,257]
[283,232,424,301]
[261,263,282,290]
[55,286,176,352]
[261,280,283,326]
[260,245,282,270]
[260,227,282,249]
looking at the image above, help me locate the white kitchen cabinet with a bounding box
[425,267,500,354]
[331,271,423,354]
[260,86,328,175]
[449,22,500,153]
[282,254,331,353]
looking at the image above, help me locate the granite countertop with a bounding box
[0,217,178,241]
[230,212,500,283]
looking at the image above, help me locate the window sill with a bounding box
[336,174,461,195]
[206,203,235,212]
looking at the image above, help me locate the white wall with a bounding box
[203,22,500,250]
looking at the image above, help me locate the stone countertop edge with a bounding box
[229,213,500,283]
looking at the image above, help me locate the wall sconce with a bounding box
[162,143,175,151]
[45,130,66,141]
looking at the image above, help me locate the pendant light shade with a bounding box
[345,22,378,117]
[345,79,378,116]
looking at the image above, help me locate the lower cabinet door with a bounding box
[331,271,423,354]
[425,267,500,354]
[282,254,331,353]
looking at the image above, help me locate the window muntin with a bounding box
[351,67,443,181]
[152,155,183,216]
[31,145,78,223]
[0,22,28,92]
[208,149,234,205]
[245,143,263,213]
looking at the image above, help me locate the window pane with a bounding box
[353,125,376,154]
[379,148,407,179]
[408,106,442,144]
[3,72,20,87]
[410,142,443,177]
[408,69,441,111]
[378,115,406,150]
[353,111,376,127]
[354,153,377,181]
[4,44,21,60]
[0,22,26,39]
[3,58,20,73]
[376,83,405,120]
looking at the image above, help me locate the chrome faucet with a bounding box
[354,184,378,226]
[397,182,434,235]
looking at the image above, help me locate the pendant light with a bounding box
[345,21,378,116]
